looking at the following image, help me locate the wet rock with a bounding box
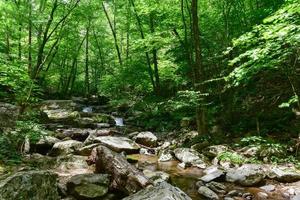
[177,162,191,169]
[206,182,226,194]
[122,182,192,200]
[43,109,79,124]
[268,167,300,182]
[241,146,259,157]
[198,186,219,200]
[158,149,175,162]
[76,143,100,156]
[140,148,156,155]
[83,129,116,145]
[95,145,150,194]
[56,128,92,141]
[260,184,276,192]
[242,192,254,200]
[134,132,158,147]
[0,170,59,200]
[0,102,19,128]
[49,140,83,156]
[226,164,265,186]
[95,123,110,128]
[200,166,225,182]
[31,136,61,155]
[66,173,110,199]
[227,190,240,197]
[203,145,230,158]
[174,148,207,169]
[93,136,140,154]
[143,169,170,184]
[257,192,268,199]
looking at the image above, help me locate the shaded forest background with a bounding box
[0,0,299,138]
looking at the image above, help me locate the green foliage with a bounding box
[217,151,248,165]
[0,61,41,104]
[0,120,43,164]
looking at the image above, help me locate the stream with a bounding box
[1,100,300,200]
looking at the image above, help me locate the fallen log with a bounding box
[95,145,151,194]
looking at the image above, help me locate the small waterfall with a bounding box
[114,117,124,127]
[82,106,93,113]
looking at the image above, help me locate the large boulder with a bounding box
[226,164,265,186]
[268,167,300,182]
[31,136,61,155]
[56,128,92,141]
[94,136,140,154]
[95,146,150,194]
[122,182,192,200]
[134,132,158,147]
[49,140,83,156]
[0,102,19,128]
[0,170,59,200]
[43,109,79,124]
[66,173,110,199]
[174,148,207,168]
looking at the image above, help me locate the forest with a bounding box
[0,0,299,199]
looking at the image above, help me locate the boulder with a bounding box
[174,148,207,168]
[95,145,150,194]
[0,170,59,200]
[76,143,101,156]
[198,186,219,200]
[206,182,226,194]
[94,136,140,154]
[143,169,170,184]
[122,182,192,200]
[260,184,276,192]
[158,149,175,162]
[49,140,83,156]
[268,167,300,182]
[134,132,158,147]
[200,167,225,182]
[66,173,110,199]
[0,102,19,128]
[43,109,79,124]
[84,129,115,145]
[203,145,229,158]
[31,136,61,155]
[226,164,265,186]
[56,128,92,141]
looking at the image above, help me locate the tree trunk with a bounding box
[191,0,207,135]
[85,21,90,97]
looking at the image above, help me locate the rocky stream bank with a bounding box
[0,99,300,200]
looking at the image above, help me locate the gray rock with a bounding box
[76,143,100,156]
[158,149,175,162]
[268,167,300,182]
[226,164,265,186]
[143,169,170,184]
[122,182,192,200]
[56,128,92,141]
[203,145,229,158]
[200,167,224,182]
[66,173,110,199]
[49,140,83,156]
[93,136,140,153]
[174,148,207,169]
[32,136,61,155]
[42,109,79,124]
[0,170,59,200]
[260,184,276,192]
[206,182,226,194]
[0,102,19,128]
[198,186,219,200]
[134,132,158,147]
